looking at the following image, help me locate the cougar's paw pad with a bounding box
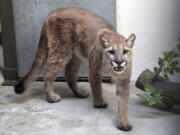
[94,102,108,109]
[117,123,133,131]
[46,94,61,103]
[74,90,89,98]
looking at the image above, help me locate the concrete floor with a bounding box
[0,73,180,135]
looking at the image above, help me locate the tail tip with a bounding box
[14,81,25,94]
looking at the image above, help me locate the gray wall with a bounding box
[12,0,116,77]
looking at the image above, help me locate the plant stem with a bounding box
[153,66,163,82]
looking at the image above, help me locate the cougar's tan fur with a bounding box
[15,8,136,131]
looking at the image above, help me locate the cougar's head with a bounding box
[100,31,136,74]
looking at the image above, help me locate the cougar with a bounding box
[15,8,136,131]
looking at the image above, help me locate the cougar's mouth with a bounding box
[113,66,124,72]
[111,61,127,73]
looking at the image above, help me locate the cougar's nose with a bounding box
[114,59,124,66]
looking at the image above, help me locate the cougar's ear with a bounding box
[100,34,110,48]
[126,33,136,47]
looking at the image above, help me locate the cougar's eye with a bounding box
[108,50,115,55]
[123,49,129,55]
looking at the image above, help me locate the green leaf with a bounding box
[158,57,164,65]
[164,67,170,73]
[173,53,178,58]
[171,51,178,58]
[137,94,157,106]
[137,84,162,106]
[144,83,155,93]
[164,51,176,62]
[137,94,149,101]
[175,67,180,73]
[169,51,175,57]
[171,60,179,68]
[163,51,169,57]
[153,90,161,98]
[147,99,157,106]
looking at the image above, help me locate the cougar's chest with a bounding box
[74,31,95,60]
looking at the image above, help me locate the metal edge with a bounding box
[1,0,18,81]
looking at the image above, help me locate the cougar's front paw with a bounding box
[117,122,133,131]
[74,90,89,98]
[94,100,108,108]
[46,93,61,103]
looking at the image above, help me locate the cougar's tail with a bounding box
[15,26,48,94]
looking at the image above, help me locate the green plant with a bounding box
[137,38,180,105]
[137,84,165,105]
[153,38,180,80]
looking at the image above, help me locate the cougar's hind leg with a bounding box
[44,17,75,103]
[43,39,72,103]
[65,55,89,98]
[43,53,72,103]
